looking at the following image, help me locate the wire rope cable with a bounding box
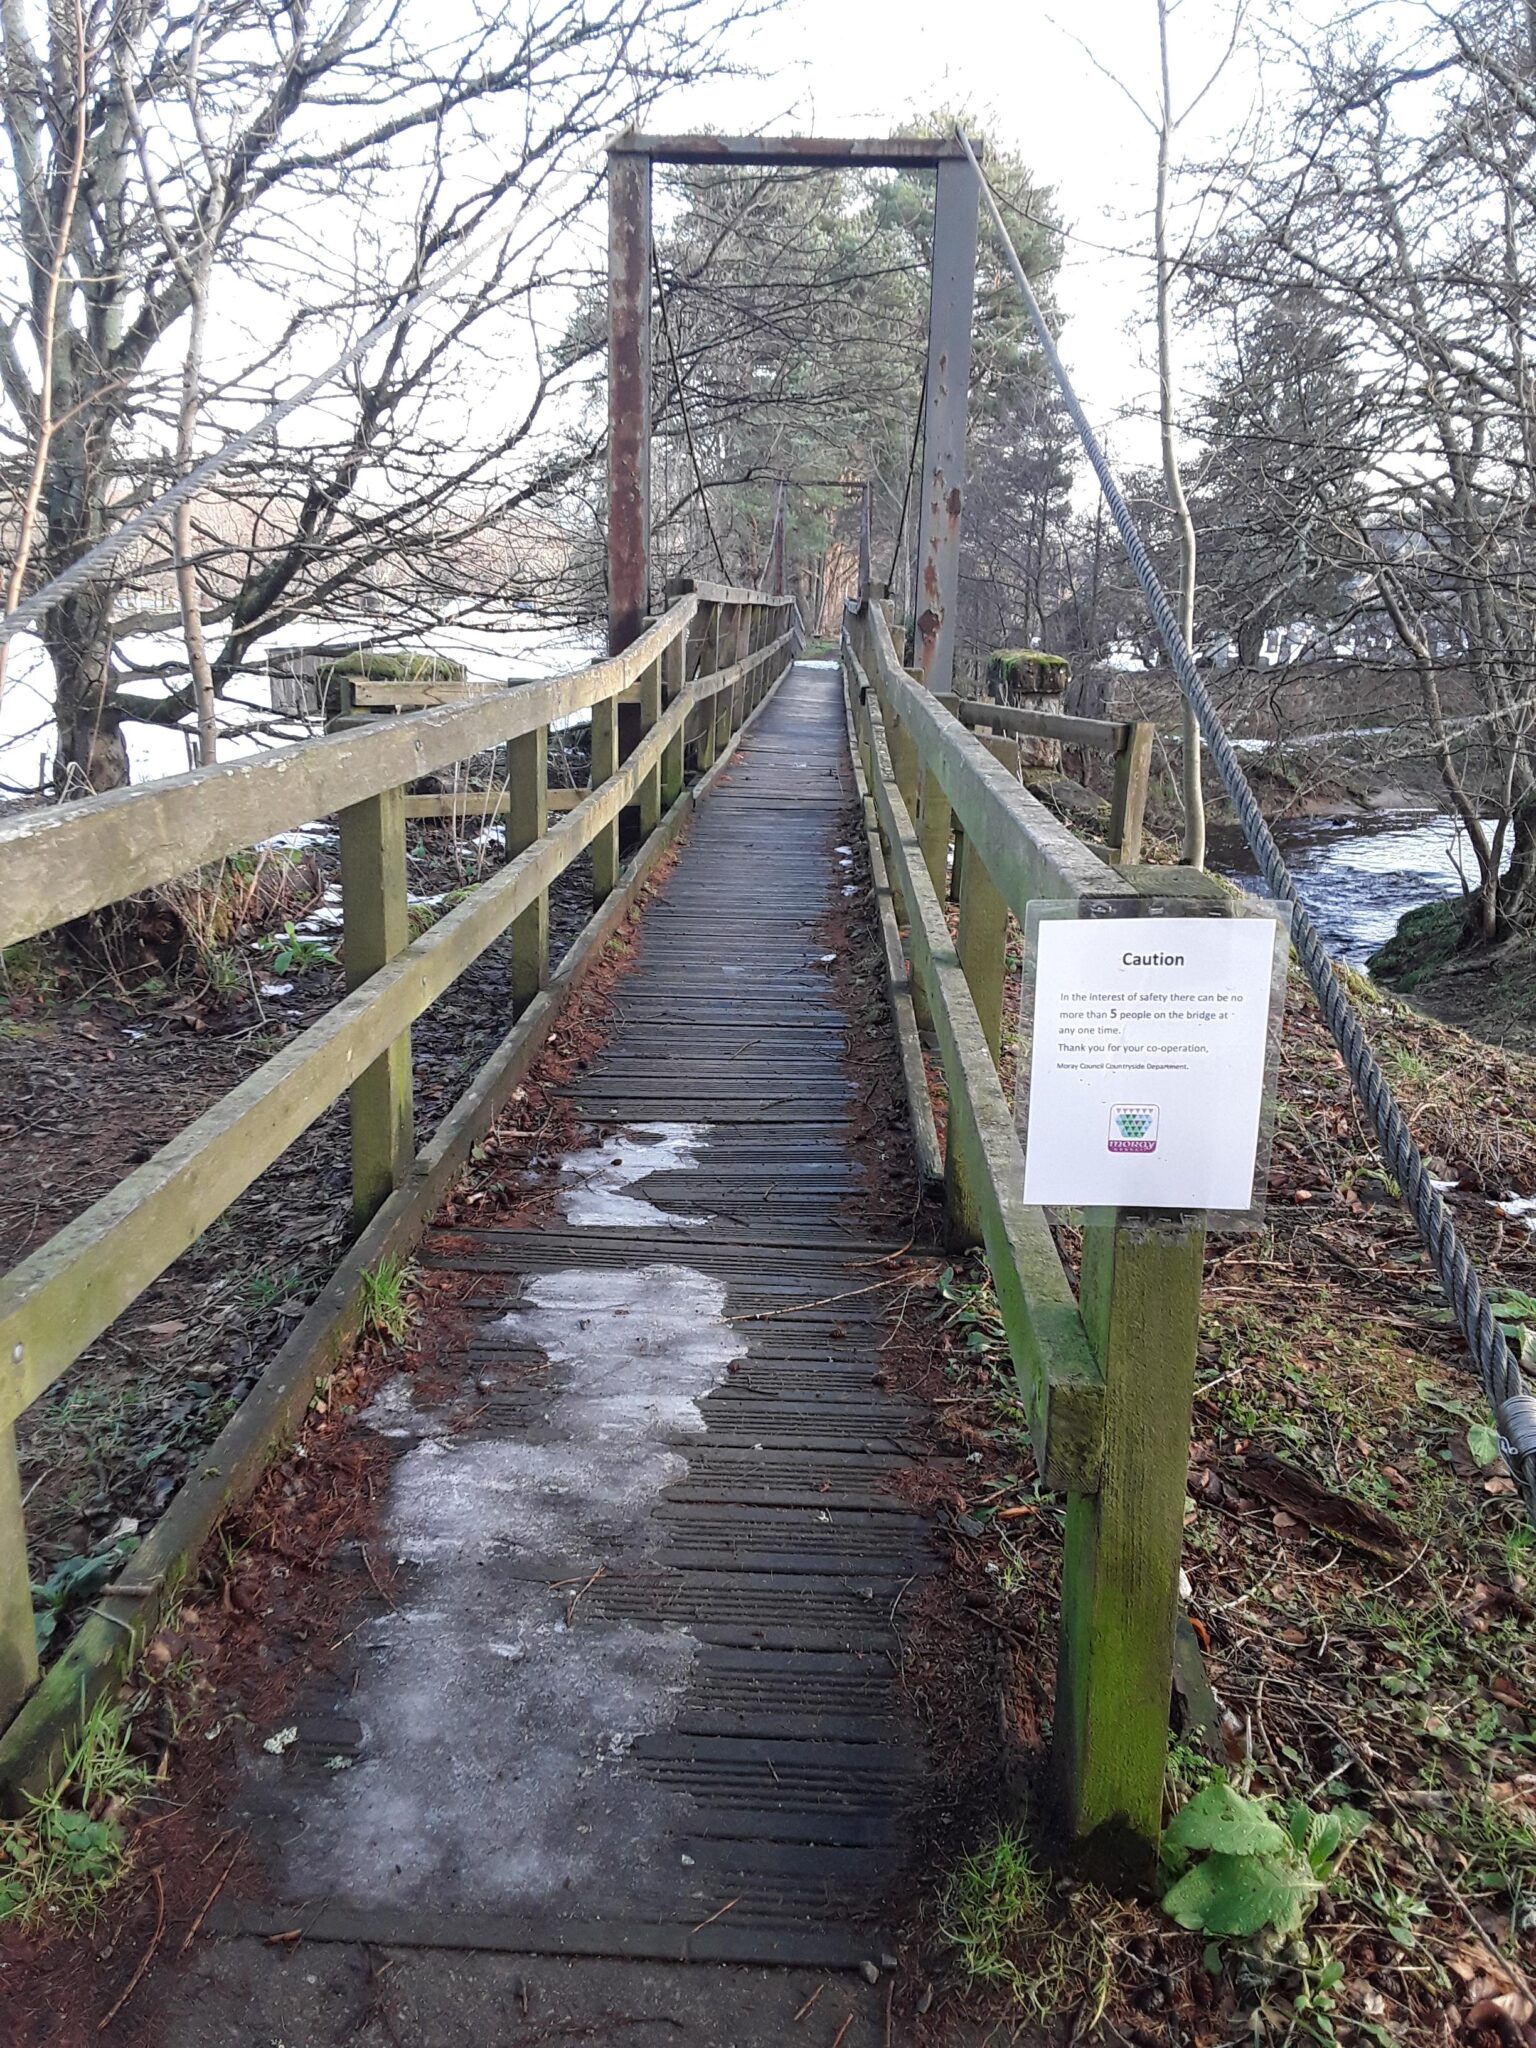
[955,125,1536,1526]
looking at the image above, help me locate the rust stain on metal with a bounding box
[607,151,651,656]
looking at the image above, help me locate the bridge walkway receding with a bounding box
[208,659,943,1969]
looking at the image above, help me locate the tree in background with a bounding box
[1190,295,1363,669]
[0,0,739,790]
[1200,0,1536,937]
[559,119,1064,655]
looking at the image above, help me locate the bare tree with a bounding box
[0,0,738,789]
[1201,0,1536,936]
[1059,0,1250,864]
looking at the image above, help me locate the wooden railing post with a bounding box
[943,844,1009,1245]
[338,779,413,1228]
[507,723,548,1017]
[638,655,662,836]
[661,634,685,806]
[590,688,619,903]
[0,1424,38,1726]
[1110,721,1154,865]
[916,763,951,898]
[882,699,932,1032]
[695,604,718,772]
[1053,1210,1206,1880]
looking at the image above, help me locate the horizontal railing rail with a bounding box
[946,698,1154,865]
[0,588,797,1762]
[845,594,1221,1881]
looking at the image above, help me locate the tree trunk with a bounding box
[47,594,130,794]
[1155,0,1206,870]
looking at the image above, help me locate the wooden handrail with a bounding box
[843,596,1221,1881]
[0,600,699,951]
[0,603,800,1746]
[949,697,1132,752]
[858,605,1136,916]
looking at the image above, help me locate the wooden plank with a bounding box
[0,696,761,1806]
[838,652,942,1186]
[1110,722,1155,865]
[351,679,500,710]
[339,784,413,1228]
[916,761,951,897]
[403,789,584,820]
[638,658,662,836]
[1053,1210,1206,1878]
[945,781,1011,1245]
[508,725,549,1017]
[661,635,685,807]
[669,577,795,609]
[0,602,696,951]
[0,693,691,1430]
[958,700,1134,753]
[590,695,620,904]
[865,697,1103,1491]
[857,605,1137,923]
[0,1424,37,1730]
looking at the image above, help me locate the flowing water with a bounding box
[1207,809,1488,966]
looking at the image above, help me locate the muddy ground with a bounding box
[1,821,599,1628]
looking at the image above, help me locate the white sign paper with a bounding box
[1021,915,1277,1211]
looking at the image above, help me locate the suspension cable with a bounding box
[954,125,1536,1527]
[887,343,928,594]
[652,246,730,582]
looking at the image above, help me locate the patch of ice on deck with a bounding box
[557,1121,709,1228]
[285,1262,744,1911]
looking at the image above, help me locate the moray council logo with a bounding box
[1108,1104,1159,1154]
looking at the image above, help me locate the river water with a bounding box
[1207,809,1486,967]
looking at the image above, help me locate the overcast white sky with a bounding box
[658,0,1270,467]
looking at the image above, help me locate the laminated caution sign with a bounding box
[1019,911,1285,1217]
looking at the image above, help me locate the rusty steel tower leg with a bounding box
[912,158,978,692]
[608,146,652,656]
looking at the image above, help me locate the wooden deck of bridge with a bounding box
[179,659,950,2016]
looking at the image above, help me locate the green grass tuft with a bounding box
[0,1693,153,1931]
[939,1827,1111,2027]
[359,1254,415,1347]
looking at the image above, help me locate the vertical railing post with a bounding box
[1053,1211,1206,1879]
[591,685,619,904]
[339,779,413,1228]
[0,1424,38,1726]
[696,603,718,772]
[638,655,662,837]
[916,764,950,899]
[883,697,931,1031]
[508,723,548,1017]
[661,629,686,806]
[943,842,1009,1245]
[1110,721,1154,865]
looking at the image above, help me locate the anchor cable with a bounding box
[954,125,1536,1528]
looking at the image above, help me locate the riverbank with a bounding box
[1367,902,1536,1060]
[904,958,1536,2046]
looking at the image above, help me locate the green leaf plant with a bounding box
[1161,1777,1368,1941]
